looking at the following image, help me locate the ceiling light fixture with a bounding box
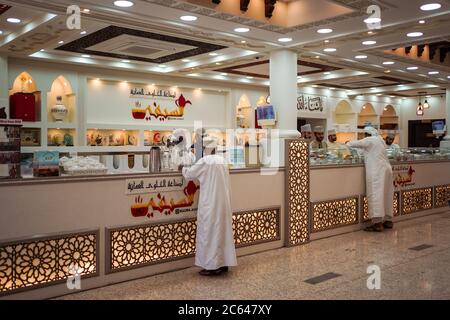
[323,48,337,52]
[82,54,91,58]
[246,76,254,79]
[324,40,329,43]
[58,40,64,44]
[362,40,377,45]
[122,59,130,63]
[355,55,368,59]
[407,66,419,70]
[368,31,374,35]
[182,59,190,62]
[420,3,442,11]
[113,1,134,8]
[364,17,381,24]
[7,18,21,24]
[278,37,292,43]
[83,8,90,13]
[221,73,228,76]
[383,61,395,65]
[419,20,426,24]
[324,72,331,75]
[80,31,87,35]
[428,71,439,75]
[180,15,198,21]
[0,30,3,35]
[209,52,219,56]
[241,40,246,44]
[317,28,333,34]
[407,32,423,37]
[234,27,250,33]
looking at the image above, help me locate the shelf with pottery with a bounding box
[380,105,399,130]
[46,75,77,125]
[357,103,379,129]
[332,100,358,144]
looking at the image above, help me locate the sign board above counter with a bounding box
[297,93,328,118]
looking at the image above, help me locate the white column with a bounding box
[0,54,8,117]
[265,49,300,168]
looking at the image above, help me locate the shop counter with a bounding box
[0,167,285,299]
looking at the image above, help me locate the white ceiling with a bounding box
[0,0,449,96]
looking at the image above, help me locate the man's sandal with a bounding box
[364,223,384,232]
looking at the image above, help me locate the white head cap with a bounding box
[301,124,312,133]
[387,131,396,139]
[314,125,325,133]
[364,126,378,136]
[328,129,337,135]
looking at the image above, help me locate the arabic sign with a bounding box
[130,87,177,99]
[393,165,416,188]
[131,93,192,122]
[126,177,199,219]
[297,94,326,113]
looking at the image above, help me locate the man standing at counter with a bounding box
[300,124,313,142]
[347,126,394,232]
[385,132,400,151]
[311,126,328,151]
[327,129,351,158]
[182,149,237,276]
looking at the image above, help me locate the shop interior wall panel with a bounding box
[285,139,310,246]
[311,197,359,233]
[0,229,99,296]
[434,184,450,208]
[106,207,281,274]
[401,187,433,215]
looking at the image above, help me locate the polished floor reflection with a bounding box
[59,211,450,300]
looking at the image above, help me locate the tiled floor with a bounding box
[58,211,450,300]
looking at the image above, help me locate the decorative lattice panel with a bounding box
[402,187,433,215]
[0,230,98,296]
[434,185,450,208]
[311,197,359,232]
[362,192,400,222]
[107,207,280,273]
[285,139,310,246]
[233,208,280,247]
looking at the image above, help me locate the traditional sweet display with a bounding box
[59,156,107,175]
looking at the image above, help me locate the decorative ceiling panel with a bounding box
[0,4,11,15]
[56,26,227,64]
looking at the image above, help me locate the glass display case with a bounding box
[310,146,450,167]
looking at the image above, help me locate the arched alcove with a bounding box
[236,94,253,128]
[358,103,378,129]
[331,100,357,143]
[9,72,41,122]
[47,75,76,123]
[9,72,38,95]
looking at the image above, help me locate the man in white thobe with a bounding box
[182,153,237,276]
[347,126,394,232]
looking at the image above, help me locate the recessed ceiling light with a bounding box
[7,18,21,24]
[428,71,439,75]
[188,73,199,77]
[368,31,374,35]
[384,70,391,73]
[122,59,130,63]
[419,20,426,24]
[278,37,292,43]
[324,40,329,43]
[159,64,167,68]
[58,40,64,44]
[407,66,418,70]
[40,49,45,52]
[315,55,320,59]
[180,15,198,21]
[246,76,254,79]
[181,59,190,62]
[83,8,90,13]
[447,76,450,79]
[317,28,333,34]
[215,62,222,65]
[362,40,377,45]
[209,52,219,56]
[113,1,134,7]
[364,17,381,24]
[80,31,87,35]
[221,73,228,76]
[420,3,441,11]
[376,93,382,96]
[241,40,246,44]
[355,55,368,59]
[324,72,331,75]
[407,32,423,37]
[323,48,337,52]
[82,54,91,58]
[0,30,3,35]
[383,61,395,65]
[234,27,250,33]
[371,87,377,90]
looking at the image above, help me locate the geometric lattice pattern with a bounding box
[434,184,450,208]
[107,207,281,273]
[311,197,359,232]
[362,192,400,222]
[233,208,280,247]
[0,230,98,296]
[285,139,310,246]
[401,187,433,215]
